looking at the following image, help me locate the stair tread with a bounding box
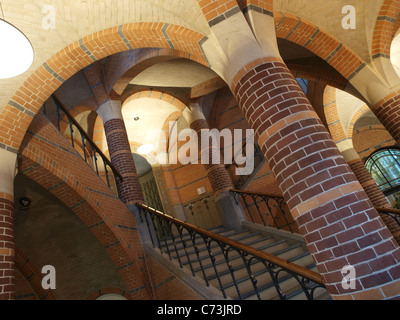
[156,224,328,300]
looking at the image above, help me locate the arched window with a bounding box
[365,148,400,194]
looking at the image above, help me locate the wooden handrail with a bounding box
[231,189,285,200]
[51,94,123,181]
[375,207,400,215]
[137,202,325,286]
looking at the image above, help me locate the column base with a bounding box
[128,204,159,247]
[172,204,187,221]
[214,190,246,230]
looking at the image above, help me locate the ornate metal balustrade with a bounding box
[230,189,297,233]
[42,95,122,194]
[137,203,326,300]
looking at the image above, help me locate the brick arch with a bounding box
[86,287,130,300]
[274,12,365,81]
[122,89,188,112]
[93,90,188,160]
[353,125,397,161]
[323,86,347,143]
[161,111,186,156]
[112,48,210,96]
[15,247,56,300]
[122,90,188,158]
[347,104,371,139]
[372,0,400,59]
[287,63,349,91]
[18,113,151,299]
[0,22,208,154]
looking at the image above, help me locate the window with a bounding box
[296,78,308,95]
[365,148,400,194]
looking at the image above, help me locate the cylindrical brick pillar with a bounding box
[348,158,400,244]
[231,57,400,300]
[374,92,400,145]
[340,146,390,208]
[340,146,400,245]
[0,150,17,300]
[0,195,14,300]
[185,102,245,230]
[189,103,234,195]
[98,99,144,206]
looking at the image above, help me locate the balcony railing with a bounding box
[42,95,122,194]
[230,189,297,233]
[137,203,326,300]
[231,189,400,236]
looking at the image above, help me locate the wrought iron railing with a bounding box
[375,207,400,227]
[231,189,400,236]
[230,189,297,233]
[137,203,326,300]
[42,95,122,193]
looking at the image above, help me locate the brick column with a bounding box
[189,103,234,195]
[374,91,400,145]
[97,98,144,206]
[341,146,400,245]
[0,149,17,300]
[186,102,245,230]
[231,57,400,300]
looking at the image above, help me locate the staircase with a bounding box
[157,224,330,300]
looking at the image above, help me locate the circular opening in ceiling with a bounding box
[0,19,34,79]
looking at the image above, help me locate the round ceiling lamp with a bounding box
[0,19,34,79]
[137,144,153,155]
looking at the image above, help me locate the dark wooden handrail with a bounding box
[230,188,285,200]
[136,202,325,286]
[375,207,400,215]
[51,94,123,181]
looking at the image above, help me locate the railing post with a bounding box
[45,95,123,196]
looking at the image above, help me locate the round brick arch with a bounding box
[372,0,400,59]
[18,112,152,299]
[93,89,188,159]
[87,287,130,300]
[111,48,210,96]
[323,85,371,143]
[274,11,366,81]
[347,104,372,139]
[0,22,208,154]
[15,247,56,300]
[323,86,348,144]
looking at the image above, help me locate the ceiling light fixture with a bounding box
[137,144,153,155]
[18,197,31,210]
[0,3,34,79]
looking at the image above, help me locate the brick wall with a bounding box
[18,112,152,299]
[145,254,205,300]
[353,126,396,160]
